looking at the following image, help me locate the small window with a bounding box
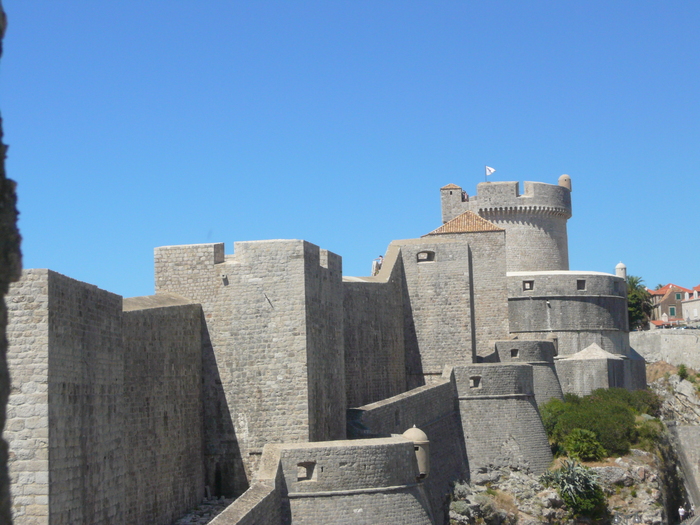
[670,306,677,317]
[297,462,317,481]
[510,349,519,359]
[577,279,586,291]
[469,376,482,389]
[676,293,682,300]
[417,251,435,262]
[523,280,534,291]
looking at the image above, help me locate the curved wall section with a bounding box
[507,271,629,357]
[453,365,552,475]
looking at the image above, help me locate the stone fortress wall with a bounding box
[4,175,646,524]
[508,270,630,357]
[5,270,204,525]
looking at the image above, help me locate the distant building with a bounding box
[649,283,692,328]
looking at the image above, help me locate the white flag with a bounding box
[485,166,495,176]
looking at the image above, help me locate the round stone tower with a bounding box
[464,178,573,272]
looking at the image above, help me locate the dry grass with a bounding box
[492,489,519,517]
[646,361,678,383]
[647,360,699,383]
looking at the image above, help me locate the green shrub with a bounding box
[552,400,636,456]
[540,459,607,519]
[540,398,567,436]
[629,389,662,417]
[678,364,688,381]
[564,428,606,461]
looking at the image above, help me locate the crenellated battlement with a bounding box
[441,179,572,224]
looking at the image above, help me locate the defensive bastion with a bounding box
[4,176,645,524]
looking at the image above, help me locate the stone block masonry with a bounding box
[212,438,434,525]
[122,297,205,525]
[154,240,346,493]
[6,272,206,525]
[454,364,553,475]
[7,270,124,525]
[342,244,406,408]
[348,369,468,525]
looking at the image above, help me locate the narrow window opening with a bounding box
[523,280,534,291]
[510,349,519,358]
[417,251,435,263]
[297,462,317,481]
[469,376,482,389]
[577,279,586,291]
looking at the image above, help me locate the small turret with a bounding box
[558,174,572,191]
[402,426,430,480]
[615,261,627,280]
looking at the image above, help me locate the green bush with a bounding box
[629,389,662,417]
[564,429,606,462]
[678,364,688,381]
[540,398,567,436]
[540,459,607,519]
[552,400,636,456]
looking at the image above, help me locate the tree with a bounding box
[627,275,652,330]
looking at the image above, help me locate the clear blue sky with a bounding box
[2,1,699,298]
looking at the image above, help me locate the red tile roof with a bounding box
[424,211,503,236]
[440,183,461,190]
[648,283,693,295]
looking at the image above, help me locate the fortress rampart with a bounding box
[454,364,553,474]
[212,438,434,525]
[492,340,564,406]
[342,244,406,408]
[508,271,629,357]
[347,370,467,524]
[4,175,645,524]
[6,270,204,525]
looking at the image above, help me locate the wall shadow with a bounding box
[201,316,249,497]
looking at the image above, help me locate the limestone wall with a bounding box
[212,438,434,525]
[343,246,406,407]
[303,245,345,443]
[122,300,205,525]
[508,271,629,356]
[454,364,552,475]
[7,272,207,525]
[6,270,49,525]
[348,373,467,525]
[630,331,700,369]
[280,439,433,525]
[494,340,563,405]
[154,240,346,493]
[397,232,508,387]
[555,357,624,396]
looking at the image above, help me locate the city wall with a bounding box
[508,271,629,357]
[122,296,205,525]
[396,230,509,387]
[6,272,205,525]
[348,370,467,524]
[454,364,553,475]
[342,244,406,407]
[630,331,700,369]
[212,438,434,525]
[492,340,563,405]
[154,240,346,493]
